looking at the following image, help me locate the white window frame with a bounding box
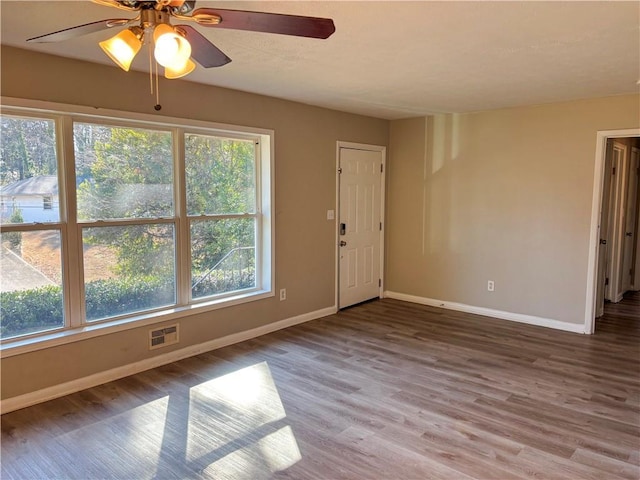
[181,128,264,305]
[0,97,274,357]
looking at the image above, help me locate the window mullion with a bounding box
[254,141,263,290]
[0,222,63,233]
[187,213,258,222]
[174,128,191,305]
[59,115,85,328]
[78,217,176,228]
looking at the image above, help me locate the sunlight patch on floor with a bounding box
[186,361,300,477]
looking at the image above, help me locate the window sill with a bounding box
[0,289,274,359]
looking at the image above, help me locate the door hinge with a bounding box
[338,167,343,174]
[378,279,381,287]
[380,163,384,173]
[379,222,382,231]
[605,277,609,286]
[612,166,616,175]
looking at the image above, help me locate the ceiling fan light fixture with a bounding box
[165,58,196,79]
[30,2,335,101]
[153,23,192,69]
[99,27,142,71]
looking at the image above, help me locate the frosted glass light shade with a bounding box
[99,29,142,71]
[153,24,192,69]
[165,59,196,79]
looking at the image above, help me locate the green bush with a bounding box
[0,285,63,337]
[4,208,24,250]
[1,276,174,338]
[85,276,175,321]
[192,268,255,298]
[1,272,254,339]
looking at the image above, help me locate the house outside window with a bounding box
[0,103,273,343]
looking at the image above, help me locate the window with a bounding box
[74,122,177,321]
[0,115,64,339]
[0,103,273,345]
[185,133,258,299]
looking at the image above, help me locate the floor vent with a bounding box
[149,324,179,350]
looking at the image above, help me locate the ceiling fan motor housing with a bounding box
[115,0,196,15]
[140,9,171,29]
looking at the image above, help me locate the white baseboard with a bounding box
[1,306,337,414]
[383,291,586,334]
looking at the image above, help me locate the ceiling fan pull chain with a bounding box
[148,40,154,95]
[154,57,162,110]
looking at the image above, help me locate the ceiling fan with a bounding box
[27,0,336,81]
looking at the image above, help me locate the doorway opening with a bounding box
[586,130,640,333]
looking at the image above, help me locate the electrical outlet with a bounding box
[487,280,495,292]
[280,288,287,301]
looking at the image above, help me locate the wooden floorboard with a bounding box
[2,294,639,479]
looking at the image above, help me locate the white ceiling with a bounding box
[1,1,639,119]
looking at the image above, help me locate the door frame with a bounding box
[335,141,386,309]
[595,139,614,317]
[633,147,640,289]
[585,128,640,334]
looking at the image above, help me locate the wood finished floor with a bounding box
[2,294,639,479]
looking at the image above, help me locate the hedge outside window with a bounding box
[0,105,272,343]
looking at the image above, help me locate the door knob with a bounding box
[626,232,633,237]
[340,240,347,246]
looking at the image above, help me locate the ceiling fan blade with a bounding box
[176,25,231,68]
[192,8,335,39]
[27,19,132,43]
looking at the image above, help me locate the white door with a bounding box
[636,169,640,288]
[338,146,383,308]
[622,147,639,291]
[607,141,628,302]
[596,140,615,316]
[636,150,640,289]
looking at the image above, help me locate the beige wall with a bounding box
[0,47,389,399]
[3,45,639,401]
[386,95,640,324]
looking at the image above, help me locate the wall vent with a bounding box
[149,324,179,350]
